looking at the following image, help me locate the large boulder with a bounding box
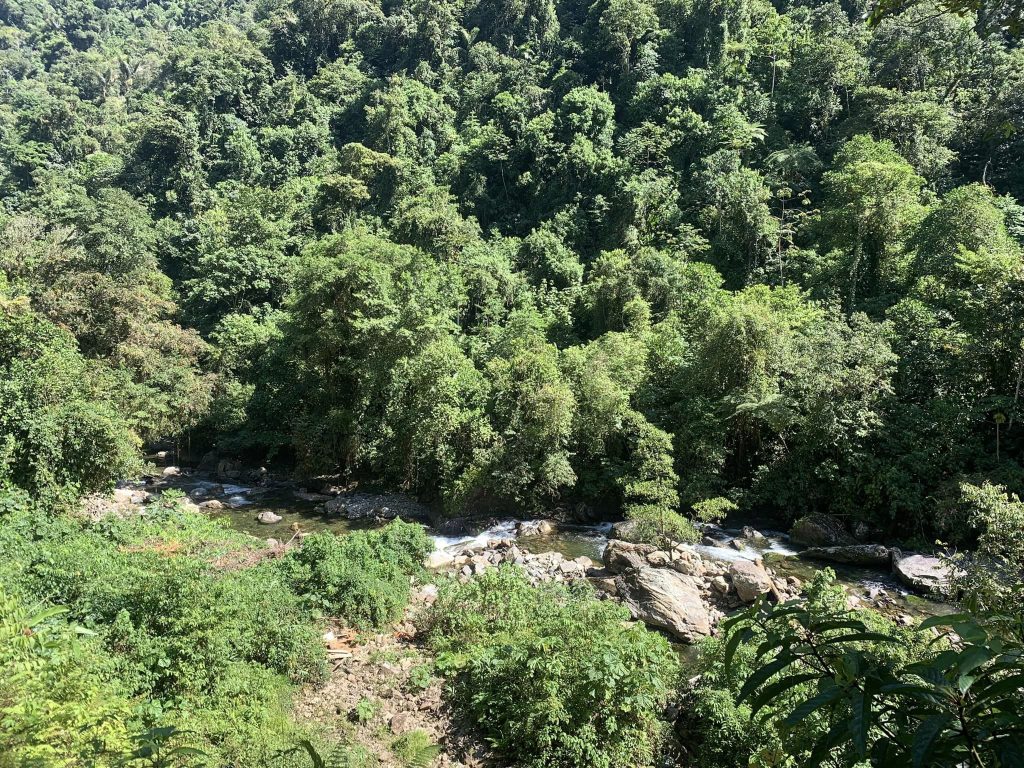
[800,544,891,567]
[610,519,640,541]
[603,540,657,574]
[425,551,455,570]
[729,560,774,603]
[256,511,282,525]
[789,514,856,547]
[517,519,556,536]
[892,551,951,594]
[616,567,711,643]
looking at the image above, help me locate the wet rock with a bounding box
[256,511,282,525]
[517,519,556,536]
[616,567,712,643]
[216,458,242,481]
[603,540,657,574]
[322,497,348,515]
[728,539,746,551]
[800,544,892,567]
[729,560,773,603]
[789,514,856,547]
[892,550,951,594]
[853,521,872,541]
[610,519,640,541]
[741,526,768,543]
[199,500,224,510]
[189,487,209,499]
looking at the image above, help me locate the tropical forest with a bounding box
[1,0,1024,764]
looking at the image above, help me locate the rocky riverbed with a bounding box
[98,465,953,631]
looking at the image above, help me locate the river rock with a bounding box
[741,526,768,543]
[729,560,773,603]
[199,500,224,510]
[616,567,712,642]
[670,550,707,577]
[800,544,892,567]
[518,519,556,536]
[322,497,348,515]
[162,466,181,478]
[789,514,856,547]
[113,488,149,505]
[256,511,282,525]
[646,550,672,567]
[892,551,950,594]
[425,551,455,569]
[610,519,640,541]
[603,540,657,574]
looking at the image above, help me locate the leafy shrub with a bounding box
[688,569,1024,768]
[681,570,927,768]
[406,662,434,693]
[279,519,431,627]
[0,491,330,767]
[0,301,140,499]
[692,497,738,524]
[391,730,441,768]
[352,697,378,724]
[425,566,679,768]
[0,588,136,767]
[952,482,1024,622]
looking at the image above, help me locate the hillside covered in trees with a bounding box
[4,0,1024,540]
[3,0,1024,765]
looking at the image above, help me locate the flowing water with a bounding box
[164,474,948,619]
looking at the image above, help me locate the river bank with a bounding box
[111,464,952,626]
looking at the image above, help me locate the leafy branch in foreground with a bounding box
[722,599,1024,767]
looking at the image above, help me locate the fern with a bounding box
[391,730,441,768]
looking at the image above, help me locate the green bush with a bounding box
[0,301,140,499]
[0,587,137,767]
[0,490,330,767]
[425,566,679,768]
[279,519,431,627]
[682,570,937,768]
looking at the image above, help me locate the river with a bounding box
[158,473,950,620]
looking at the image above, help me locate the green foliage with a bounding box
[405,663,435,693]
[0,490,330,767]
[0,587,136,767]
[352,698,378,724]
[279,519,431,627]
[425,566,679,768]
[692,497,738,523]
[391,730,441,768]
[0,298,140,498]
[952,482,1024,622]
[698,575,1024,768]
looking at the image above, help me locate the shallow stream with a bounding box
[161,474,950,620]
